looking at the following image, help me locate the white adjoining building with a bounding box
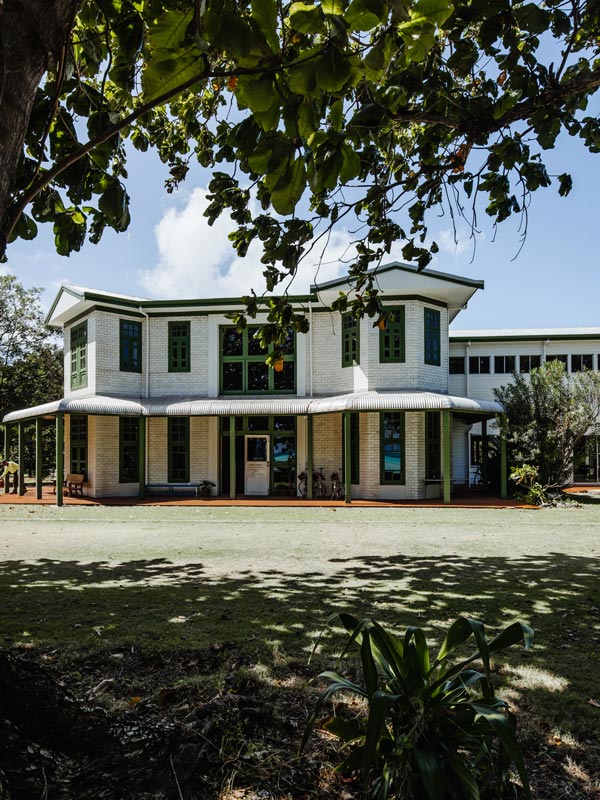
[3,263,598,504]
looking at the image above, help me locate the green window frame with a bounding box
[424,307,441,366]
[119,417,139,483]
[380,411,405,485]
[342,313,360,367]
[379,306,406,363]
[342,412,360,484]
[70,415,88,476]
[169,321,190,372]
[120,319,142,372]
[220,326,295,394]
[168,417,190,482]
[425,412,441,480]
[70,321,88,390]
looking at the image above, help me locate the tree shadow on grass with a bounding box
[0,552,599,795]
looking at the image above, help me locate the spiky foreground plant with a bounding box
[303,614,533,799]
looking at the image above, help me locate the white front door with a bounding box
[245,435,270,495]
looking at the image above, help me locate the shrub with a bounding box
[302,614,533,799]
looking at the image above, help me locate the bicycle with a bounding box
[313,468,326,499]
[330,470,345,500]
[297,471,307,498]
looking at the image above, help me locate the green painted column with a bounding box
[35,419,43,500]
[481,419,488,491]
[18,422,25,495]
[306,415,313,500]
[442,409,452,504]
[56,412,64,507]
[343,411,352,504]
[500,420,508,499]
[229,416,236,500]
[138,416,146,499]
[3,425,10,493]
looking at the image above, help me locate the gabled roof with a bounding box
[311,262,484,323]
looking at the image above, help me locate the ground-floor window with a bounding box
[70,415,88,476]
[220,416,296,495]
[380,412,405,484]
[425,412,441,479]
[119,417,139,482]
[168,417,190,483]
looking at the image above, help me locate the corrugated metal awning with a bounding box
[2,391,502,423]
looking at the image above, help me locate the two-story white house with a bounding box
[1,263,523,505]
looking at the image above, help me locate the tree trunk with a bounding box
[0,0,80,259]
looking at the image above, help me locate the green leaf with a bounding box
[236,74,277,113]
[252,0,280,53]
[488,621,533,653]
[558,173,572,197]
[435,616,476,663]
[141,46,202,101]
[413,748,446,800]
[324,715,364,741]
[322,0,346,14]
[412,0,453,25]
[289,2,327,33]
[361,629,379,699]
[147,8,194,50]
[345,0,387,31]
[270,156,306,214]
[315,46,352,92]
[514,2,551,34]
[469,702,531,798]
[340,142,361,182]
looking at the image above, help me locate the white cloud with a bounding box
[138,187,356,299]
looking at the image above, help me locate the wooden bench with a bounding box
[145,483,201,497]
[66,473,85,497]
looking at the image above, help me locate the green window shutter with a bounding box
[341,412,360,484]
[70,321,88,390]
[168,417,190,482]
[169,321,191,372]
[379,306,405,363]
[70,415,88,476]
[119,417,140,482]
[220,325,296,394]
[425,411,441,480]
[380,411,405,484]
[342,313,360,367]
[424,308,441,366]
[120,319,142,372]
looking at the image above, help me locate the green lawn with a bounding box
[1,504,599,797]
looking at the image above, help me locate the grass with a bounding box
[0,504,599,796]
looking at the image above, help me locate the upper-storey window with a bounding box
[220,326,295,394]
[120,319,142,372]
[494,355,516,374]
[379,307,405,363]
[169,321,190,372]
[449,356,465,374]
[571,354,593,372]
[342,313,360,367]
[424,308,440,366]
[520,354,541,373]
[469,355,490,374]
[70,321,88,390]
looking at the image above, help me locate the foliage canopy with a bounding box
[2,0,600,329]
[495,359,600,488]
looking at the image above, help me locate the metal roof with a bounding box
[450,327,600,342]
[3,392,502,423]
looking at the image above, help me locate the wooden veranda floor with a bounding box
[0,484,534,508]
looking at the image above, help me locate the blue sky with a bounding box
[4,126,598,331]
